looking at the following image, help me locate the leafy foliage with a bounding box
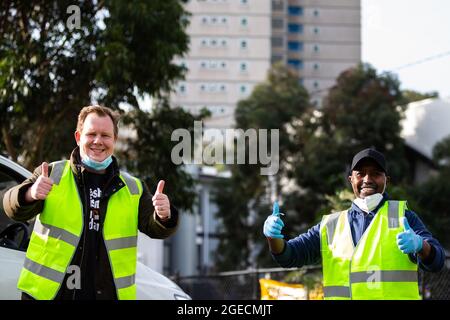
[0,0,189,169]
[0,1,198,212]
[410,136,450,248]
[118,102,208,212]
[401,90,439,105]
[214,64,311,270]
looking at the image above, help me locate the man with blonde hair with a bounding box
[3,105,178,300]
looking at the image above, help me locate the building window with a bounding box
[313,63,319,70]
[288,23,303,33]
[241,17,248,26]
[271,55,283,63]
[288,41,303,51]
[314,9,319,17]
[240,62,247,72]
[314,45,319,52]
[272,18,283,29]
[288,59,303,70]
[288,6,303,16]
[271,37,283,47]
[313,81,319,89]
[272,0,284,11]
[179,85,186,93]
[240,0,248,4]
[200,60,227,70]
[314,27,319,34]
[299,78,304,86]
[210,61,218,69]
[240,85,247,94]
[240,40,248,49]
[221,39,227,47]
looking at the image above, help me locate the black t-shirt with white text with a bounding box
[55,169,116,300]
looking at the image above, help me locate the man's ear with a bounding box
[74,131,80,145]
[386,175,391,184]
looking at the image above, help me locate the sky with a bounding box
[362,0,450,98]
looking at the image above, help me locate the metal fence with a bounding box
[173,257,450,300]
[420,256,450,300]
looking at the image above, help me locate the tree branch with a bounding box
[1,126,17,161]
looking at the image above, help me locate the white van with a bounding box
[0,155,190,300]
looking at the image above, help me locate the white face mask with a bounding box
[352,175,387,213]
[353,193,384,213]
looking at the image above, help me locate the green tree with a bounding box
[0,0,189,169]
[401,89,439,104]
[411,136,450,249]
[291,63,411,225]
[0,1,199,212]
[213,64,310,271]
[119,102,209,212]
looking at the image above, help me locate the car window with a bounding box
[0,166,33,251]
[0,170,20,232]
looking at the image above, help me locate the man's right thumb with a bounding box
[41,162,49,178]
[402,217,411,231]
[272,201,280,216]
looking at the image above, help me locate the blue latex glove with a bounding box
[396,217,423,254]
[263,201,285,239]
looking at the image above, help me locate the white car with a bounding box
[0,155,190,300]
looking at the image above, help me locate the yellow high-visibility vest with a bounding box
[320,201,420,300]
[17,160,142,300]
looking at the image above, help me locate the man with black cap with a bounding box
[263,148,444,300]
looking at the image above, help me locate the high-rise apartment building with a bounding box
[171,0,361,129]
[273,0,361,106]
[171,0,271,129]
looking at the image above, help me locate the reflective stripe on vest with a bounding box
[320,201,420,300]
[323,286,351,298]
[17,160,141,300]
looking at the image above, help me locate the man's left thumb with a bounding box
[156,180,165,194]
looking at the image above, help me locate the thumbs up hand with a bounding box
[263,201,285,239]
[152,180,171,221]
[25,162,54,203]
[396,217,423,254]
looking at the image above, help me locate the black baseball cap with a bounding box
[350,148,387,173]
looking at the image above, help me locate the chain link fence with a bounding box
[174,256,450,300]
[419,256,450,299]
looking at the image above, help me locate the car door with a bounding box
[0,159,31,299]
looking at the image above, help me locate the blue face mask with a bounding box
[81,155,113,171]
